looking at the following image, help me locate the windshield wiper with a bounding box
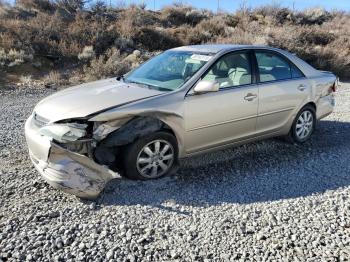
[135,82,174,91]
[125,80,149,88]
[125,79,173,92]
[153,86,173,91]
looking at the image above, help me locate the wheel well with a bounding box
[305,102,316,111]
[94,116,178,168]
[160,123,176,137]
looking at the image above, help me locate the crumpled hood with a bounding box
[34,78,164,122]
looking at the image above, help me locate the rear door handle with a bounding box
[298,84,306,91]
[244,93,257,101]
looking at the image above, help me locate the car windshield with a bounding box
[124,51,212,91]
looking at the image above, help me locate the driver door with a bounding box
[184,51,259,154]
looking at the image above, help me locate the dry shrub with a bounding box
[295,8,333,25]
[78,45,95,61]
[19,74,33,86]
[0,48,33,67]
[17,0,55,13]
[83,48,131,81]
[161,5,208,26]
[90,0,106,14]
[68,12,118,55]
[116,7,159,39]
[252,4,293,25]
[299,29,335,46]
[267,25,350,77]
[133,27,182,51]
[56,0,85,13]
[43,70,67,87]
[0,1,349,83]
[0,32,16,50]
[187,16,227,44]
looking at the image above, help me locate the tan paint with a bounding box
[25,45,336,198]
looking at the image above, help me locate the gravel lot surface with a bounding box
[1,83,350,261]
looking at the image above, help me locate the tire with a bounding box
[286,105,316,144]
[121,131,178,180]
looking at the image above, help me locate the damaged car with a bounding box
[25,44,337,199]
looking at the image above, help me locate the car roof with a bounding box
[171,44,274,54]
[171,44,320,78]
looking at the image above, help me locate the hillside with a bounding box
[0,0,349,88]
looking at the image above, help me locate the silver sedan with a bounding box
[25,44,337,198]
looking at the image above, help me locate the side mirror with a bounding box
[193,80,219,94]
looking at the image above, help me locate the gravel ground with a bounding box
[1,83,350,261]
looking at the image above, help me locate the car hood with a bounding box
[34,78,164,122]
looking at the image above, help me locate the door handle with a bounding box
[298,84,306,91]
[244,93,257,101]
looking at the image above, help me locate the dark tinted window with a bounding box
[202,52,252,89]
[291,63,304,78]
[255,51,291,82]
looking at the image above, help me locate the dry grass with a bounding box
[0,1,349,86]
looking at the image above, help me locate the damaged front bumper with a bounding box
[25,115,120,199]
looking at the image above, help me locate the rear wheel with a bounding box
[286,105,316,143]
[122,131,178,180]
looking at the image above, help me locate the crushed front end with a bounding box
[25,113,120,199]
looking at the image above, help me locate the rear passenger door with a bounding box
[254,50,309,134]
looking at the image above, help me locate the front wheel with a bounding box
[121,131,178,180]
[287,105,316,143]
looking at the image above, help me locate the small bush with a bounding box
[133,27,182,51]
[187,16,227,44]
[78,46,95,61]
[19,75,33,86]
[43,70,67,87]
[299,29,335,46]
[295,8,333,25]
[83,48,131,81]
[56,0,86,13]
[90,0,106,13]
[17,0,55,12]
[0,48,33,67]
[161,5,208,26]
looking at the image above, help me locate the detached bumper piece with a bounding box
[30,143,120,199]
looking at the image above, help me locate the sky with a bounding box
[4,0,350,11]
[129,0,350,12]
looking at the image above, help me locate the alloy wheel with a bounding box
[136,139,174,178]
[295,110,314,140]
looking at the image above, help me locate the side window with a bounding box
[255,51,292,82]
[291,63,304,78]
[202,52,252,89]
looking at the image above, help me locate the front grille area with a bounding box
[33,112,49,127]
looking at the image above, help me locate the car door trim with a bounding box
[258,107,295,117]
[187,114,257,132]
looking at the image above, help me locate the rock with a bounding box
[106,250,114,260]
[1,84,350,260]
[256,233,267,241]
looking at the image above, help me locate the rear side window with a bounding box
[255,51,304,83]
